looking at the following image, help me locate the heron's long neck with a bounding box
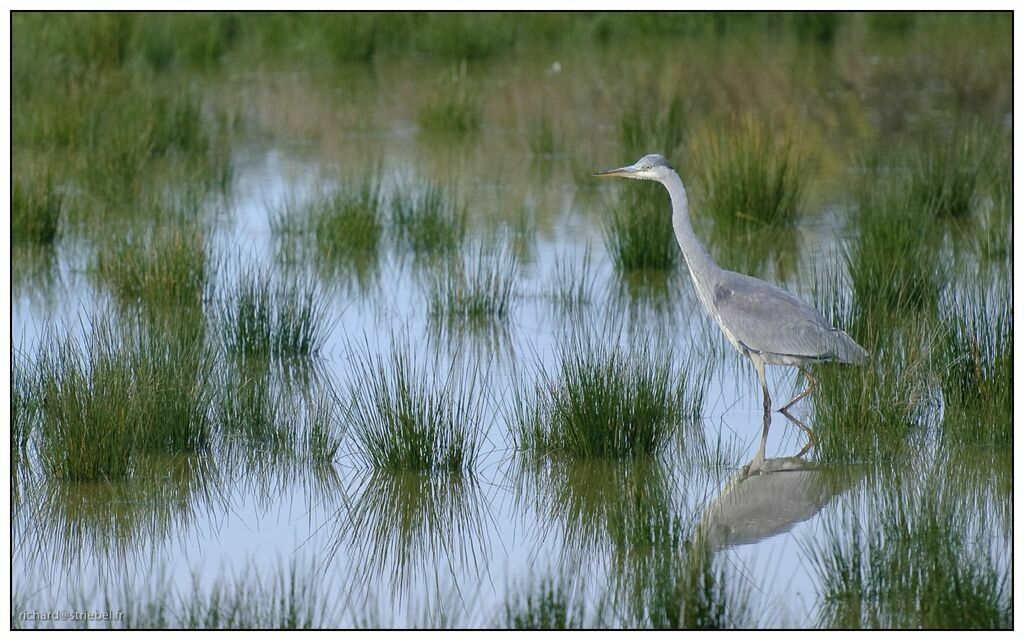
[663,171,720,289]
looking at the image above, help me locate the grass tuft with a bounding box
[220,266,330,360]
[603,182,679,272]
[428,242,518,327]
[390,180,466,259]
[35,319,212,482]
[517,335,706,459]
[94,224,208,310]
[936,287,1011,446]
[347,343,479,474]
[13,172,62,245]
[700,116,802,233]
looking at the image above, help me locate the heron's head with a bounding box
[593,153,674,181]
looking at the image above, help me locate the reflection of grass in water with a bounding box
[390,180,466,260]
[32,455,217,563]
[92,558,334,629]
[428,242,517,328]
[93,223,208,311]
[699,116,802,234]
[809,471,1010,629]
[12,171,62,246]
[341,469,484,593]
[219,266,330,360]
[603,181,679,273]
[348,343,480,473]
[936,287,1011,447]
[515,455,746,628]
[500,577,585,629]
[516,335,706,459]
[35,319,212,482]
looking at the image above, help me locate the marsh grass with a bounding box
[908,126,985,219]
[517,335,707,459]
[549,247,599,311]
[417,67,481,135]
[35,319,212,482]
[604,182,679,272]
[390,180,466,259]
[846,156,944,321]
[13,171,62,245]
[347,343,480,474]
[936,288,1011,446]
[219,267,330,360]
[528,112,561,157]
[303,180,384,278]
[93,224,208,311]
[500,578,585,629]
[427,242,518,328]
[810,478,1011,629]
[699,117,802,233]
[106,560,334,629]
[619,91,686,160]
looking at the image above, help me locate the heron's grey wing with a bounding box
[712,272,867,363]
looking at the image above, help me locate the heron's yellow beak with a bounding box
[593,165,637,178]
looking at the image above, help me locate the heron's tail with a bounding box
[833,330,869,365]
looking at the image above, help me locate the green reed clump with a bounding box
[35,320,212,482]
[94,224,208,310]
[519,337,705,459]
[619,91,686,160]
[937,289,1011,446]
[604,182,679,272]
[348,345,479,474]
[846,158,944,321]
[501,578,585,629]
[908,128,984,219]
[390,181,466,258]
[700,117,802,233]
[810,330,927,465]
[529,112,561,157]
[417,93,481,135]
[311,180,384,265]
[810,480,1010,629]
[428,243,517,326]
[417,68,481,135]
[220,268,330,360]
[12,172,62,245]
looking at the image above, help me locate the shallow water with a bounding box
[12,25,1011,628]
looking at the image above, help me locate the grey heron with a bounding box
[595,153,867,413]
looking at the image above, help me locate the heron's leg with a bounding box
[780,367,819,413]
[752,356,771,414]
